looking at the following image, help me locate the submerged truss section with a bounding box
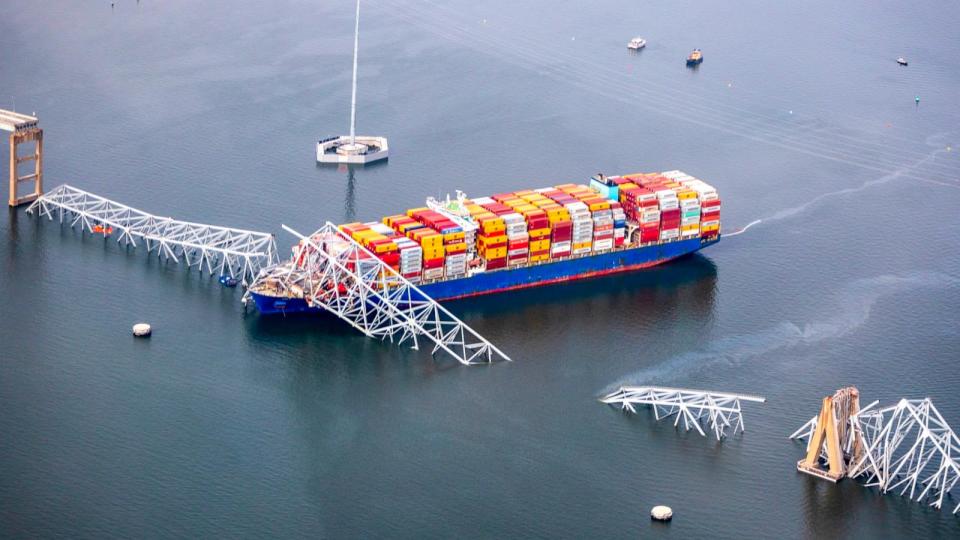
[601,386,766,440]
[246,223,509,365]
[791,391,960,515]
[848,398,960,514]
[27,184,277,283]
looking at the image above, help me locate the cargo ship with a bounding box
[248,170,721,315]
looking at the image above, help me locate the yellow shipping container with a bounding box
[680,224,699,233]
[478,235,507,249]
[619,182,638,191]
[701,223,720,232]
[514,204,538,214]
[676,189,697,200]
[416,233,443,248]
[422,246,445,259]
[482,246,507,259]
[573,241,592,250]
[405,207,429,218]
[528,227,551,239]
[443,231,465,243]
[445,242,467,254]
[480,218,506,234]
[530,239,551,251]
[371,241,397,254]
[513,189,535,197]
[588,201,611,212]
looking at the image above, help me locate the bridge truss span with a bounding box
[601,386,766,440]
[27,184,278,283]
[245,223,510,365]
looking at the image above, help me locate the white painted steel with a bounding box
[791,397,960,514]
[601,386,766,440]
[847,398,960,514]
[349,0,360,145]
[245,223,509,365]
[27,184,278,283]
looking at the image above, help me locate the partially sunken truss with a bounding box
[28,184,277,283]
[601,386,766,440]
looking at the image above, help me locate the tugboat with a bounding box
[627,37,647,50]
[686,49,703,66]
[897,57,908,66]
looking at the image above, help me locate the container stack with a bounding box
[612,201,627,247]
[394,237,423,282]
[407,227,444,281]
[677,187,701,239]
[523,211,550,262]
[591,202,614,252]
[332,170,720,288]
[567,202,593,255]
[502,213,529,265]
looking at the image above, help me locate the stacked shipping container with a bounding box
[337,171,720,283]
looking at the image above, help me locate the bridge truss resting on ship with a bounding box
[244,223,510,366]
[27,184,278,283]
[601,386,766,440]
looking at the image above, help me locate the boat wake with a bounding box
[603,271,960,390]
[725,133,957,237]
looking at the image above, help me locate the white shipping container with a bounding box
[472,196,495,205]
[370,223,394,235]
[593,238,614,250]
[551,241,571,251]
[423,268,444,280]
[701,220,721,228]
[681,216,701,225]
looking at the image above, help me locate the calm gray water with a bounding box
[2,0,960,538]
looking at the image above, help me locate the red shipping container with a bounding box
[422,258,444,269]
[378,253,400,266]
[486,257,507,270]
[640,229,660,243]
[614,237,625,247]
[701,210,720,221]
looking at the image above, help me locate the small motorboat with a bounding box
[897,57,908,66]
[686,48,703,66]
[219,274,239,288]
[627,37,647,50]
[92,224,113,235]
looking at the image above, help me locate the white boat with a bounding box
[897,57,908,66]
[627,37,646,50]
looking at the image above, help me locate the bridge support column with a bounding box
[9,127,43,207]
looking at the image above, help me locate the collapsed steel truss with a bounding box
[792,395,960,514]
[27,184,277,283]
[245,223,509,365]
[601,386,766,440]
[849,399,960,514]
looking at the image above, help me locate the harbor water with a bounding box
[2,0,960,537]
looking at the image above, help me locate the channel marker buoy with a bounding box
[651,505,673,521]
[132,323,152,337]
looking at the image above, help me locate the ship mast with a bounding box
[349,0,360,146]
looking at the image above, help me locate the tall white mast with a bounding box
[349,0,360,146]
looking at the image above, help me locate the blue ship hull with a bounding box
[250,236,718,315]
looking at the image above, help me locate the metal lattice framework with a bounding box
[27,184,278,282]
[848,399,960,514]
[601,386,766,440]
[791,394,960,515]
[245,223,509,365]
